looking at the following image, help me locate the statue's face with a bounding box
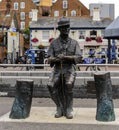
[59,25,70,35]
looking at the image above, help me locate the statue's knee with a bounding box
[65,83,73,92]
[47,80,54,88]
[47,81,54,93]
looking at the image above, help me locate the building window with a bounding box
[101,48,106,52]
[14,2,18,10]
[29,12,33,18]
[79,31,85,39]
[20,2,25,9]
[90,30,97,40]
[20,12,25,20]
[101,30,105,38]
[42,31,49,42]
[54,11,59,17]
[20,22,25,30]
[63,0,68,9]
[71,10,76,16]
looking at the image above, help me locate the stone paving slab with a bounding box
[0,107,119,125]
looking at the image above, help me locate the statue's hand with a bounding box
[48,57,60,67]
[57,54,65,60]
[48,57,60,63]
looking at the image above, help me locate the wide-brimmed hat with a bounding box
[58,17,70,27]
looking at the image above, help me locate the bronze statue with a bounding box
[47,17,82,119]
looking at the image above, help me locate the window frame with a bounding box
[14,2,18,10]
[20,2,25,9]
[29,12,33,18]
[71,10,76,16]
[54,10,59,17]
[79,30,85,39]
[42,30,50,42]
[90,30,97,40]
[63,0,68,9]
[20,22,25,30]
[20,12,25,20]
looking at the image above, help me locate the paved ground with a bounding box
[0,97,119,130]
[0,66,119,130]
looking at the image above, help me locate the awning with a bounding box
[104,16,119,39]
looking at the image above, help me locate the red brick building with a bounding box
[0,0,90,62]
[0,0,37,62]
[0,0,37,29]
[50,0,90,17]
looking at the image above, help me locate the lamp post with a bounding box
[10,27,17,64]
[12,38,15,64]
[107,39,111,64]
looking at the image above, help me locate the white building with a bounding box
[29,4,119,63]
[89,3,115,20]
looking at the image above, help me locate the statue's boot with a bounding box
[66,91,73,119]
[55,106,63,118]
[48,86,63,118]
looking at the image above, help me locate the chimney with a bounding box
[92,7,100,21]
[32,9,38,21]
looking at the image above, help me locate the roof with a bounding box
[0,11,12,28]
[30,17,112,30]
[104,16,119,39]
[0,14,11,28]
[0,11,19,30]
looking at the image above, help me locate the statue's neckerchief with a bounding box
[59,36,71,50]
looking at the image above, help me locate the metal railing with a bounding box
[0,63,119,71]
[0,63,119,75]
[0,64,119,86]
[0,63,119,67]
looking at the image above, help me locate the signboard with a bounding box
[10,27,17,36]
[11,27,16,32]
[10,32,17,36]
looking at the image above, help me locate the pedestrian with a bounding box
[47,17,82,119]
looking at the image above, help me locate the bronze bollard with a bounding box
[9,79,34,119]
[94,72,115,121]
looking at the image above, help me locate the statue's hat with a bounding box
[58,17,70,27]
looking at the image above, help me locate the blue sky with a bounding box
[80,0,119,18]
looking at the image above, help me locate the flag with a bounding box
[40,0,52,6]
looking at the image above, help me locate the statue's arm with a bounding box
[48,57,60,63]
[62,55,82,64]
[47,44,61,67]
[57,42,82,64]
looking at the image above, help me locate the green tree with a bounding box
[23,27,30,45]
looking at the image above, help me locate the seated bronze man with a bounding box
[47,17,82,119]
